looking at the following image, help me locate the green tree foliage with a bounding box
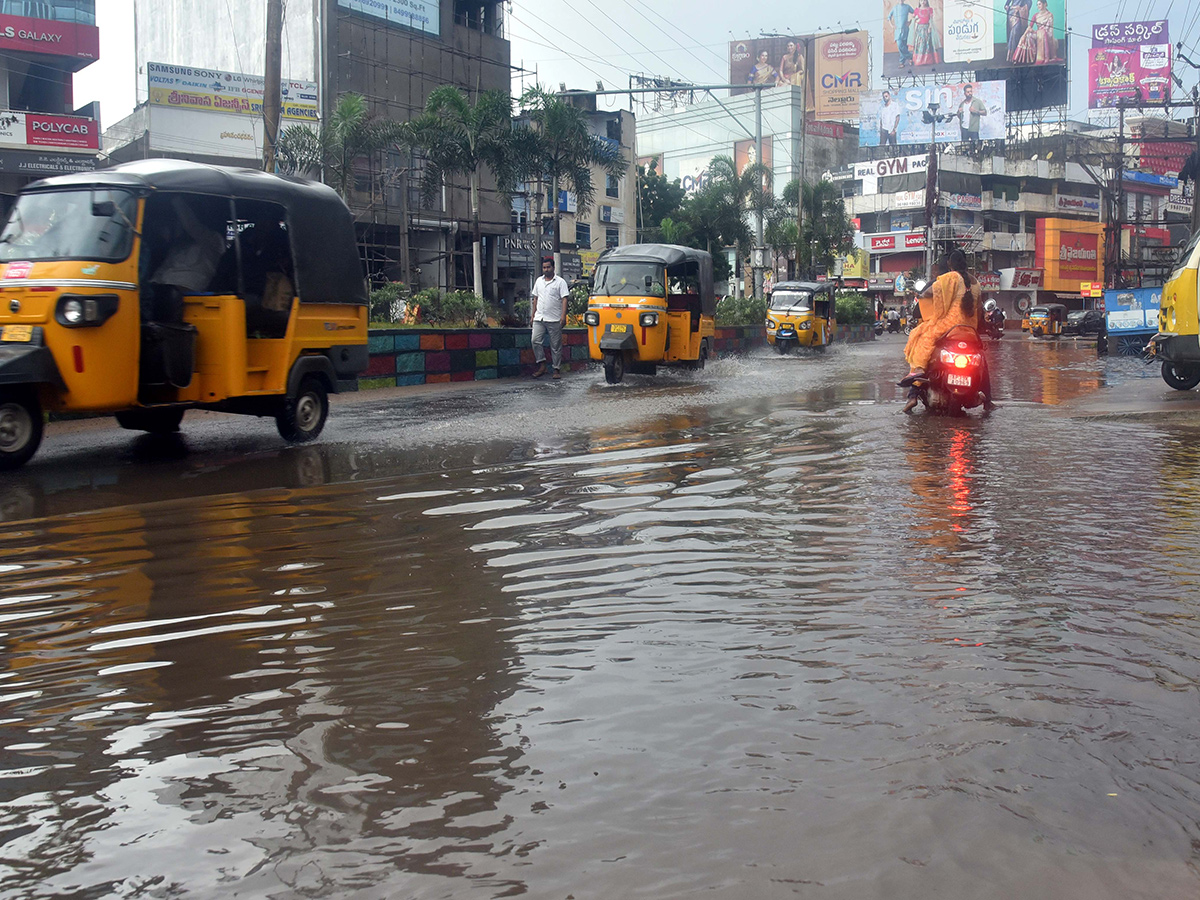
[275,93,407,200]
[636,159,686,242]
[834,292,873,324]
[715,293,767,326]
[516,87,628,257]
[781,178,856,279]
[411,87,515,299]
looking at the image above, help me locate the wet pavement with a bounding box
[3,333,1200,898]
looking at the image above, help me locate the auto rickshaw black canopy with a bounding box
[597,244,715,316]
[25,159,368,306]
[771,281,829,295]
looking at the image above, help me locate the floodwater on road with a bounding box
[2,335,1200,899]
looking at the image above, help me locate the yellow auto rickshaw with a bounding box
[1150,229,1200,390]
[0,159,368,469]
[586,244,715,384]
[765,281,837,353]
[1028,303,1067,338]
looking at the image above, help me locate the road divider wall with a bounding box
[358,324,874,389]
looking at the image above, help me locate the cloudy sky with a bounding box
[75,0,1200,129]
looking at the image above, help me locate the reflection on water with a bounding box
[2,342,1200,898]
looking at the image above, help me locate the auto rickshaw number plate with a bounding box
[1,324,32,342]
[947,373,972,387]
[610,324,629,333]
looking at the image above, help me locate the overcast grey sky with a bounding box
[75,0,1200,130]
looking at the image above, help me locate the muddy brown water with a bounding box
[2,337,1200,899]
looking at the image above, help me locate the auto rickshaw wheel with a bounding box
[689,339,709,370]
[1161,363,1200,391]
[277,375,329,442]
[115,407,185,434]
[602,351,625,385]
[0,389,43,471]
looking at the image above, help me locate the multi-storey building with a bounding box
[503,96,637,302]
[104,0,510,295]
[0,0,100,212]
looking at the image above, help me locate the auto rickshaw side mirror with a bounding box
[91,200,115,217]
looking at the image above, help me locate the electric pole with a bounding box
[263,0,283,173]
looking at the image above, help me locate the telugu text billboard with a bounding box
[881,0,1065,76]
[812,31,869,119]
[1088,20,1170,108]
[147,63,319,122]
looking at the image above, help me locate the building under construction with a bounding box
[105,0,511,295]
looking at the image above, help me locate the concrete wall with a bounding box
[356,324,874,389]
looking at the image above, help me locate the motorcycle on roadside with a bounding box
[981,299,1005,340]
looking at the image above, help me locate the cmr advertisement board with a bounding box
[729,31,870,119]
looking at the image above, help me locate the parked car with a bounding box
[1065,308,1105,336]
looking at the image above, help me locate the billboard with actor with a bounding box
[729,37,807,96]
[1088,20,1170,107]
[881,0,1066,76]
[812,31,870,119]
[859,81,1006,147]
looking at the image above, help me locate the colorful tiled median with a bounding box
[357,325,875,389]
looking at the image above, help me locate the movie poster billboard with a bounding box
[730,37,807,96]
[881,0,1066,76]
[812,31,869,119]
[859,81,1006,147]
[1088,20,1170,108]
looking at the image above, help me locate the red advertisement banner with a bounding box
[0,13,99,60]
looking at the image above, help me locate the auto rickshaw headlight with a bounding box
[638,311,658,327]
[765,318,776,329]
[56,293,119,327]
[61,298,83,324]
[797,321,812,330]
[584,311,600,326]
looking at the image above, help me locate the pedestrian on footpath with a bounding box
[531,256,570,379]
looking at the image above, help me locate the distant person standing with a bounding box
[879,90,901,146]
[956,83,988,141]
[531,257,570,379]
[888,0,915,67]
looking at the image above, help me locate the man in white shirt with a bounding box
[879,91,901,146]
[531,257,570,378]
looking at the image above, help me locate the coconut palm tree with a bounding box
[410,86,515,299]
[516,86,627,264]
[275,92,407,201]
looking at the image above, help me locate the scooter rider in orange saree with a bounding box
[899,249,994,413]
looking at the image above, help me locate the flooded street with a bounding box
[3,335,1200,898]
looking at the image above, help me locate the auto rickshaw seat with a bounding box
[668,293,701,329]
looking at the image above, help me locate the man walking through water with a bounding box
[531,256,570,379]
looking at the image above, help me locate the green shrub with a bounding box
[835,292,873,325]
[418,289,487,327]
[568,283,589,319]
[716,294,767,326]
[369,282,409,324]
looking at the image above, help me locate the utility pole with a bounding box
[262,0,283,173]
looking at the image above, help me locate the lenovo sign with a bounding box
[867,232,926,252]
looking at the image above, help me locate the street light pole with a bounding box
[754,85,764,299]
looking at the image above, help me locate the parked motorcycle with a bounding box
[909,326,988,416]
[874,319,884,337]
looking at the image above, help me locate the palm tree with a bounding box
[779,178,855,279]
[517,86,627,265]
[275,93,408,201]
[705,154,773,295]
[411,86,515,299]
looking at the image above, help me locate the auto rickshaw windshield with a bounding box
[770,290,812,311]
[592,261,665,297]
[0,188,138,263]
